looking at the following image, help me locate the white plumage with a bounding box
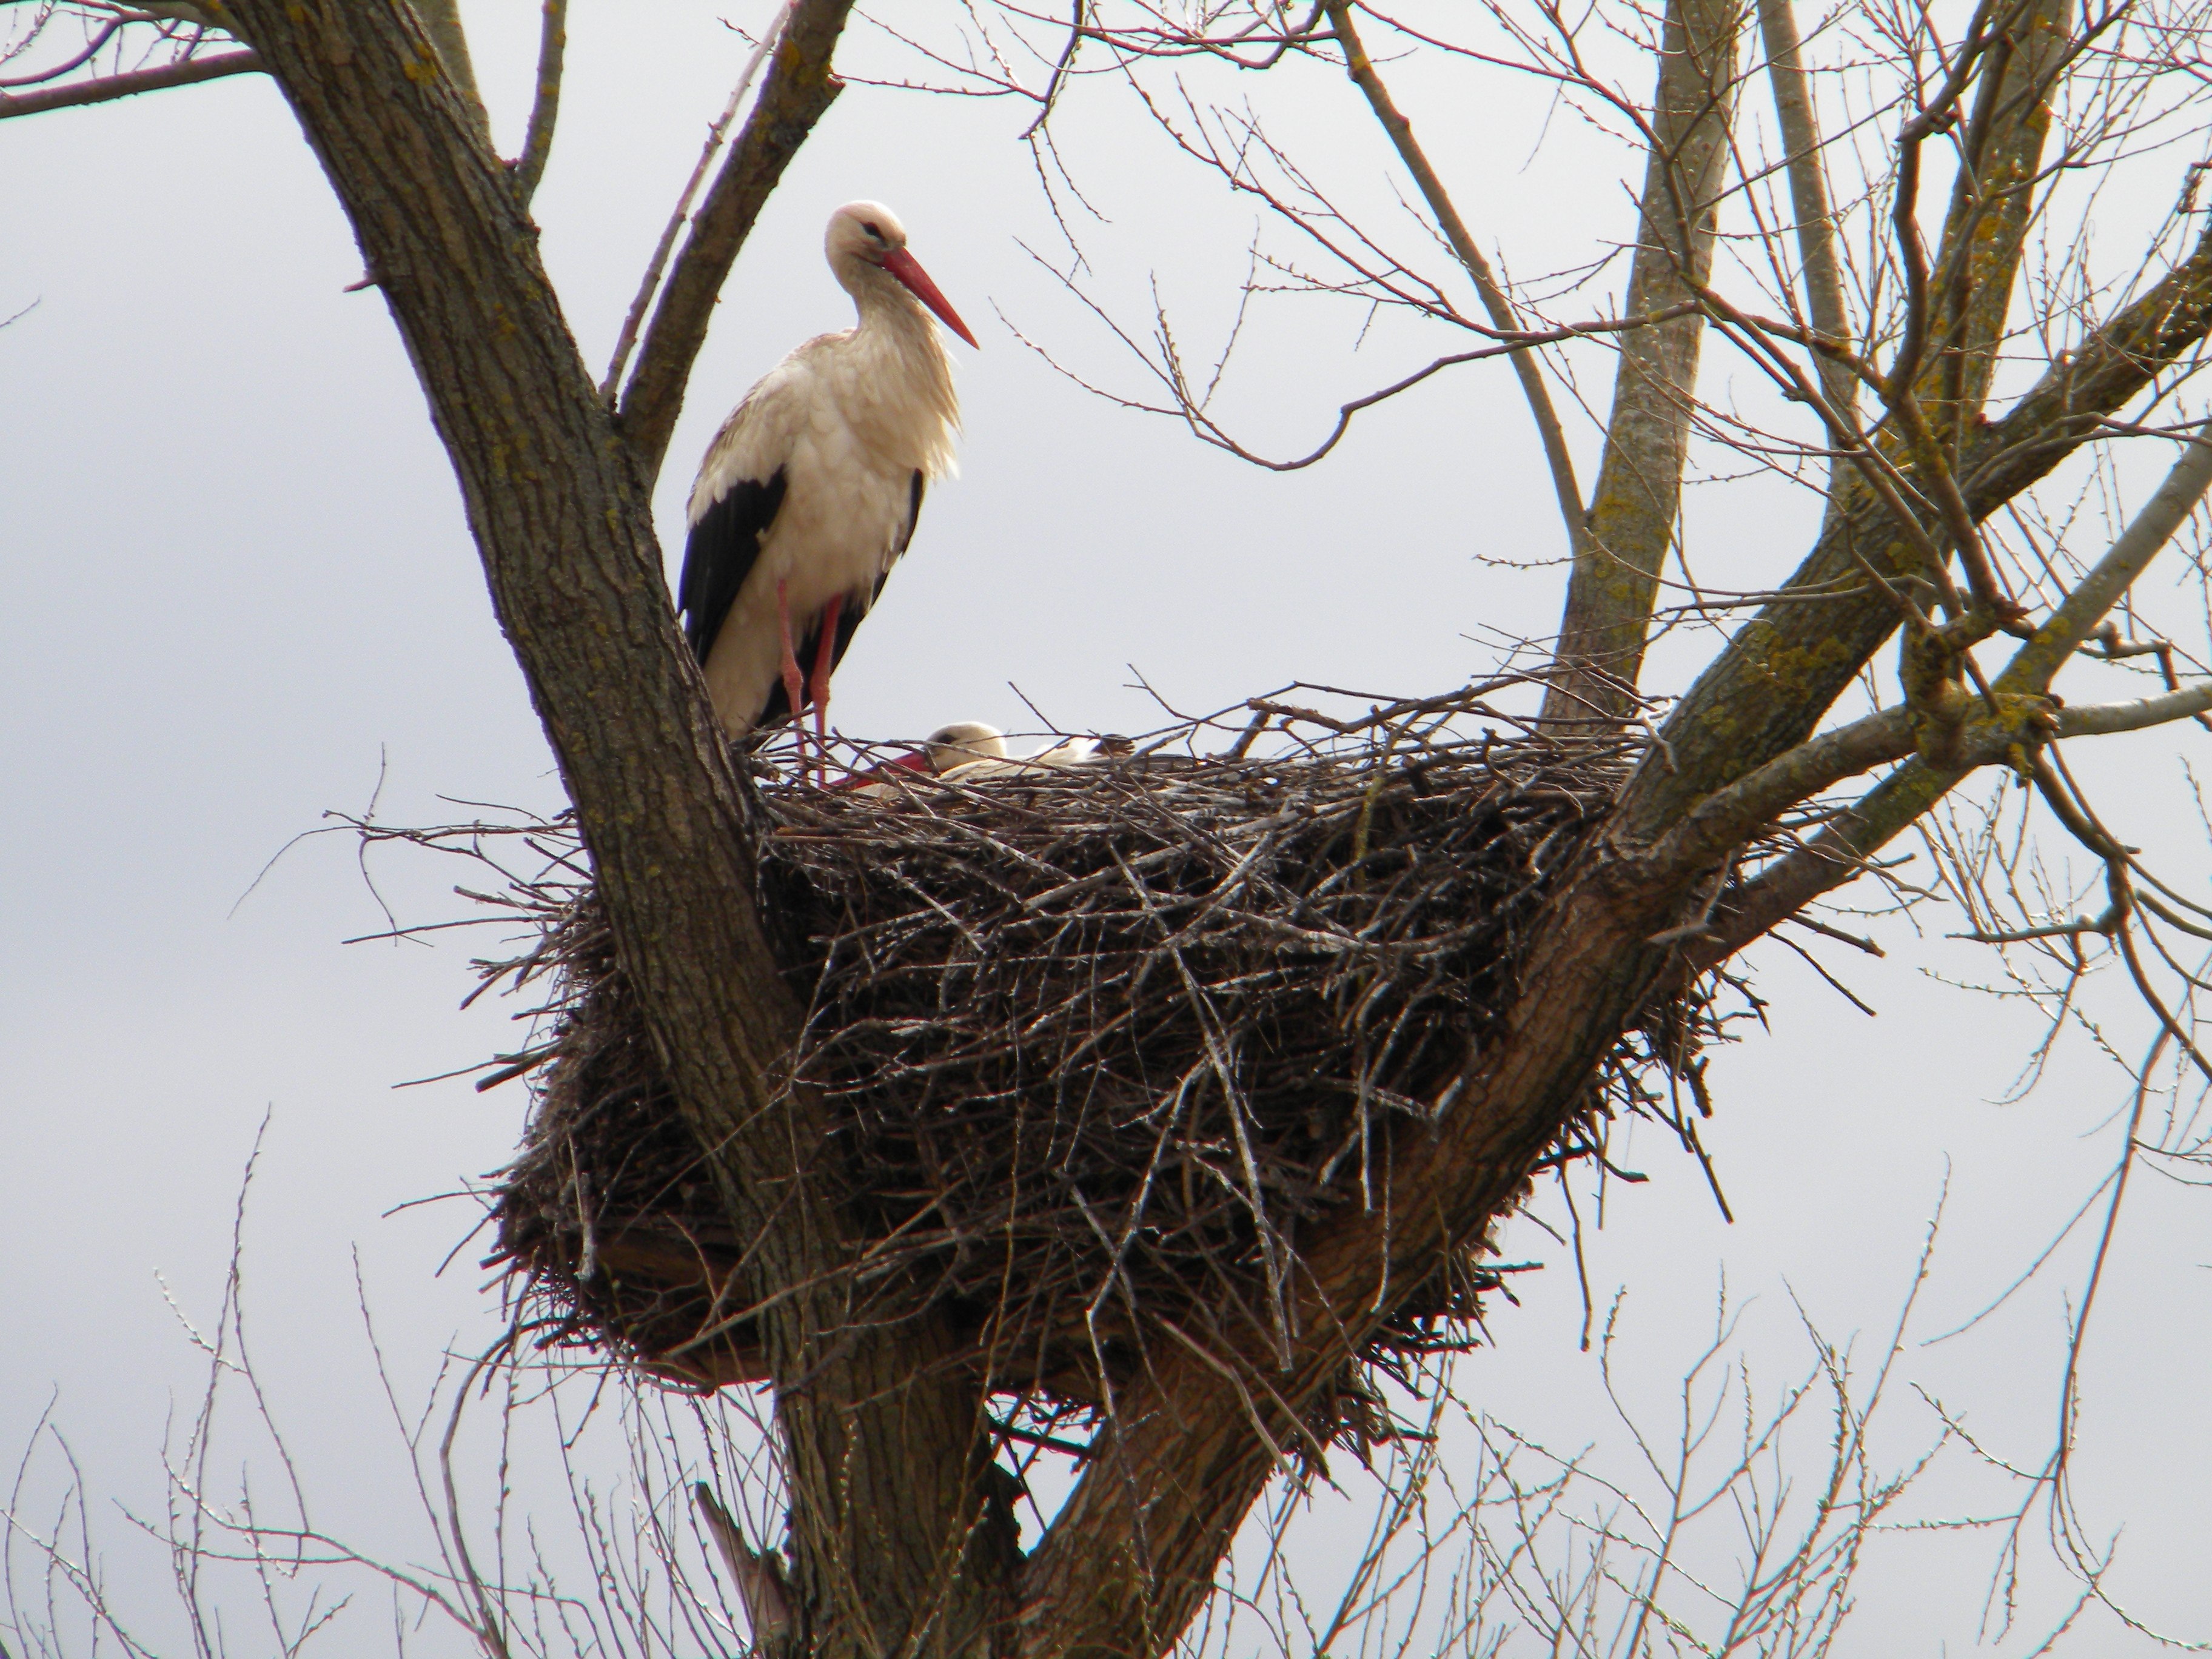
[920,720,1010,772]
[848,722,1110,797]
[935,728,1105,783]
[679,201,975,757]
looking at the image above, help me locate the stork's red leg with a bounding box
[774,579,808,776]
[808,594,843,782]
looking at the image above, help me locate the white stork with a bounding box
[839,721,1006,795]
[923,720,1012,772]
[938,731,1105,782]
[679,201,977,774]
[845,722,1110,796]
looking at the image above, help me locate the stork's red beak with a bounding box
[882,247,979,349]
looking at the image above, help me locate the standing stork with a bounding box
[679,201,977,774]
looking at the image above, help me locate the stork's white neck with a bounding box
[839,260,932,338]
[824,257,961,480]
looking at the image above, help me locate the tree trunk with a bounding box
[213,2,1015,1647]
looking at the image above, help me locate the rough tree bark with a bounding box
[203,2,1014,1651]
[1915,0,2073,451]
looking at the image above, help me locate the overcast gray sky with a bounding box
[4,2,2208,1651]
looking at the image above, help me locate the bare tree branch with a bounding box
[511,0,567,210]
[1598,0,2082,832]
[1322,4,1590,572]
[1703,421,2212,958]
[1916,0,2075,452]
[1755,0,1855,454]
[614,0,854,488]
[1862,0,2078,630]
[410,0,489,146]
[2057,681,2212,736]
[1624,201,2212,842]
[1543,0,1745,724]
[1650,672,2212,885]
[696,1481,793,1644]
[600,2,796,406]
[0,47,259,119]
[107,3,218,23]
[1005,284,1697,472]
[2003,421,2212,687]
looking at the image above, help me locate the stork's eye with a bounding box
[862,221,885,240]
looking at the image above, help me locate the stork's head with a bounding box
[923,721,1007,773]
[826,201,980,348]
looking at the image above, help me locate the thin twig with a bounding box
[1322,2,1587,561]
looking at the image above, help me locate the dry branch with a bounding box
[1629,204,2212,839]
[1325,3,1589,569]
[613,0,855,486]
[1756,0,1853,429]
[510,0,568,209]
[0,48,260,119]
[1544,0,1744,723]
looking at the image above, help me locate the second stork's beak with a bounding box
[882,247,979,348]
[829,749,933,791]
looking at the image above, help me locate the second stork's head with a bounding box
[923,721,1007,773]
[826,201,980,349]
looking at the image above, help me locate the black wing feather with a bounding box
[756,471,925,729]
[678,468,788,665]
[899,469,927,557]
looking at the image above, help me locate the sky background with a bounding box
[4,2,2210,1652]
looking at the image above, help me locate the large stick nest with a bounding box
[457,687,1727,1447]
